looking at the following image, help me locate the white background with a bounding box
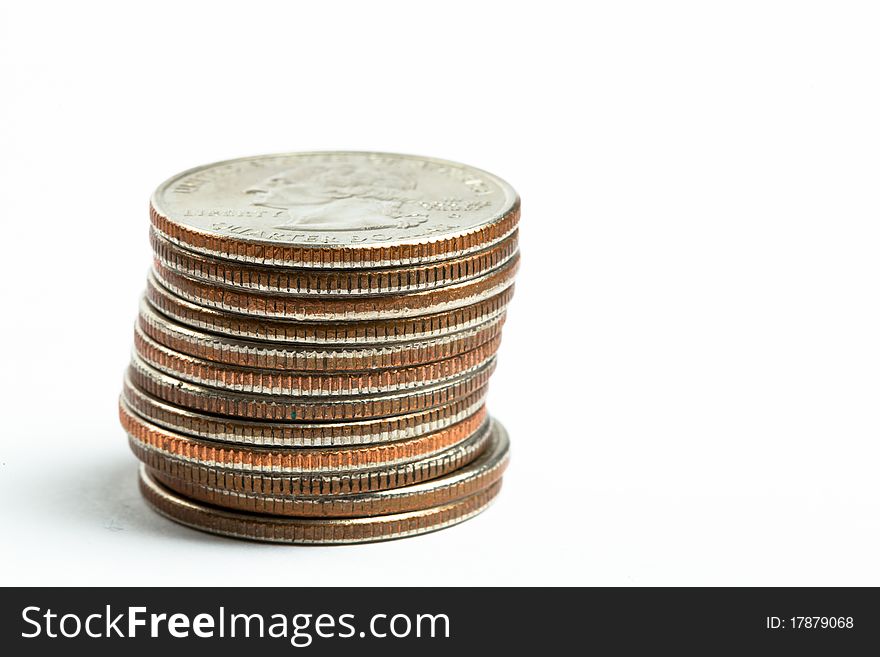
[2,1,879,586]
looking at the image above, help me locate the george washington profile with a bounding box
[244,163,429,231]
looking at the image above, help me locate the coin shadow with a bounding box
[56,455,242,546]
[78,459,442,549]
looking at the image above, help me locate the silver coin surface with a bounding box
[152,152,518,250]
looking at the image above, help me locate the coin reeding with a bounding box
[141,468,502,544]
[120,398,489,472]
[128,354,496,421]
[139,298,505,371]
[131,425,492,495]
[151,467,503,517]
[145,273,514,344]
[151,227,519,296]
[146,426,508,517]
[151,254,519,321]
[149,200,520,269]
[122,374,487,447]
[133,323,502,396]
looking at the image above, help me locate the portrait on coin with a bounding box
[244,163,429,231]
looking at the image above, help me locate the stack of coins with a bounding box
[119,152,520,544]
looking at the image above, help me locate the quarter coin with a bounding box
[122,372,487,447]
[145,270,514,344]
[150,226,519,296]
[148,419,509,517]
[120,398,489,473]
[133,322,501,396]
[131,420,493,496]
[151,252,519,321]
[141,466,503,544]
[139,296,505,371]
[149,151,519,269]
[127,353,496,421]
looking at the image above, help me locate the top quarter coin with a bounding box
[149,152,520,268]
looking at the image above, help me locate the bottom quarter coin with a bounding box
[139,467,503,545]
[148,418,509,517]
